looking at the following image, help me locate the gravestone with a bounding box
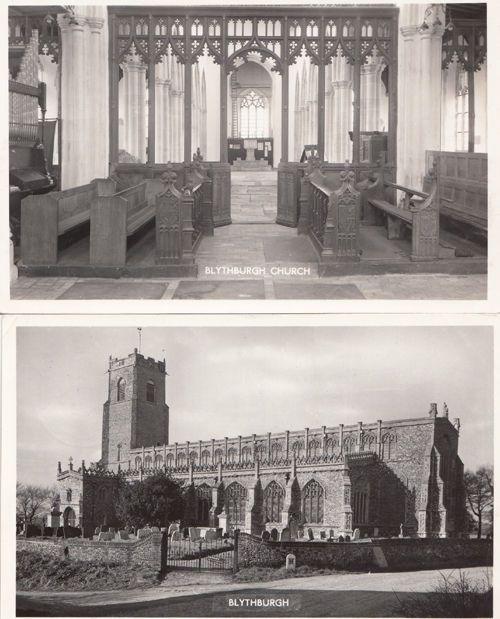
[320,530,326,539]
[307,528,314,541]
[205,529,217,542]
[345,535,351,542]
[329,529,334,539]
[280,527,290,542]
[109,527,116,534]
[171,530,181,541]
[261,530,271,542]
[150,526,160,533]
[353,528,360,540]
[168,523,180,536]
[116,530,129,541]
[285,553,296,571]
[289,518,298,539]
[97,531,113,542]
[182,526,189,538]
[216,528,223,539]
[338,535,344,542]
[399,523,404,538]
[270,528,279,541]
[189,527,200,541]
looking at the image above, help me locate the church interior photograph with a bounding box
[8,2,488,300]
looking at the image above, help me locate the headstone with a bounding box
[109,527,116,534]
[189,527,200,541]
[150,526,160,532]
[182,526,189,538]
[338,535,344,542]
[261,530,271,542]
[116,530,129,541]
[168,522,179,536]
[94,526,100,536]
[329,529,334,539]
[270,528,279,541]
[289,518,298,540]
[285,553,296,571]
[98,531,113,541]
[216,528,223,539]
[399,523,404,538]
[280,527,290,542]
[320,530,326,539]
[205,529,217,542]
[307,528,314,541]
[345,535,351,542]
[171,530,181,541]
[353,528,360,540]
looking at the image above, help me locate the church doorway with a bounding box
[63,506,76,527]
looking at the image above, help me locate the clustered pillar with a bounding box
[397,4,445,189]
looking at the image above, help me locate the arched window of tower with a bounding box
[146,380,156,403]
[117,378,125,402]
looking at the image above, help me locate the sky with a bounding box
[17,326,493,486]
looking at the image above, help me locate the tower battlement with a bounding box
[108,349,166,374]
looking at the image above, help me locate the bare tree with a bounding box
[464,466,493,538]
[16,483,56,535]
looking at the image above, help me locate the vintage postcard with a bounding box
[6,1,490,304]
[1,315,495,616]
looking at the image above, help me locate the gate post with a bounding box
[160,529,169,576]
[233,528,239,574]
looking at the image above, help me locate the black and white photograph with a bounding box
[7,1,488,301]
[9,322,494,617]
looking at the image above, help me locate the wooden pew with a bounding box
[90,181,158,266]
[362,164,443,262]
[21,178,116,266]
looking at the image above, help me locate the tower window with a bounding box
[117,378,125,401]
[66,489,72,502]
[146,380,156,403]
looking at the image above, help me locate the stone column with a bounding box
[360,60,382,131]
[155,77,164,161]
[330,56,353,163]
[398,4,445,189]
[58,9,108,189]
[57,13,87,189]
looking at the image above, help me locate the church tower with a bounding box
[101,349,169,472]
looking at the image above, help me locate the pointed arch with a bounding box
[264,480,285,523]
[117,377,125,401]
[196,483,212,525]
[302,479,324,524]
[225,482,247,530]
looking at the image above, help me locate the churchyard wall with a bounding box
[17,532,163,570]
[237,533,493,571]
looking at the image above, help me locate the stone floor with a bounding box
[10,170,487,301]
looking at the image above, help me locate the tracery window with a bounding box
[308,439,320,458]
[135,456,142,470]
[201,449,210,465]
[241,446,252,463]
[264,481,285,523]
[154,454,163,468]
[227,447,237,463]
[214,448,224,464]
[196,483,212,524]
[291,440,304,459]
[240,91,266,138]
[189,451,198,464]
[166,453,174,468]
[66,489,72,502]
[225,482,247,527]
[144,455,152,469]
[117,378,125,401]
[177,452,186,467]
[302,479,324,523]
[270,442,282,462]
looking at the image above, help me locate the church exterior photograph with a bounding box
[7,2,488,301]
[12,324,494,616]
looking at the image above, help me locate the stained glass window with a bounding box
[264,481,285,522]
[302,479,324,523]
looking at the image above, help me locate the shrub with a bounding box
[394,569,493,617]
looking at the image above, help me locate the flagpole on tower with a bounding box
[138,328,142,353]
